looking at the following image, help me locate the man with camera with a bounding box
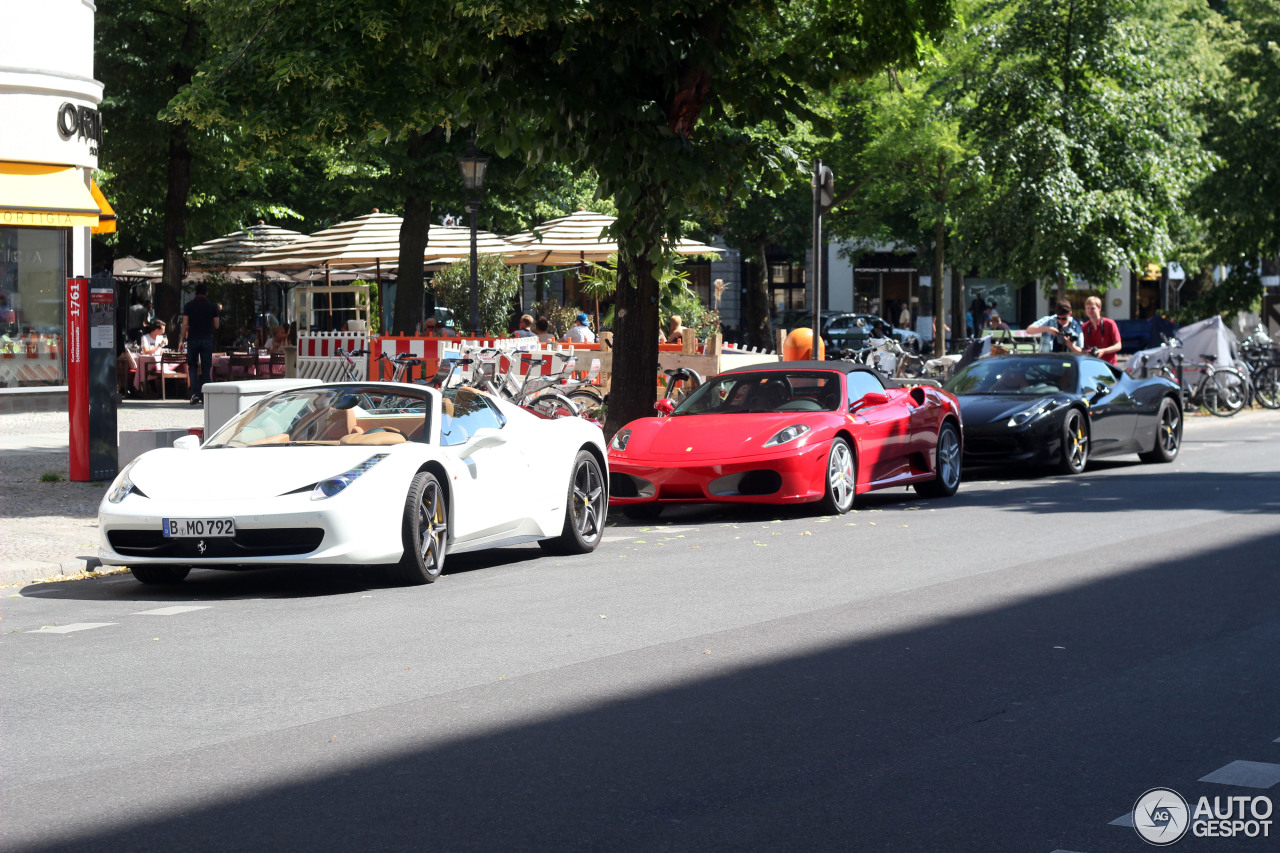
[1027,300,1084,355]
[1081,295,1122,364]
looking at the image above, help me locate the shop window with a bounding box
[0,227,67,388]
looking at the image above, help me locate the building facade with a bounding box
[1,0,113,389]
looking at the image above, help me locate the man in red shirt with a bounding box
[1082,295,1122,364]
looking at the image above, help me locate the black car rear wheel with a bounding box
[1139,397,1182,463]
[1057,408,1090,475]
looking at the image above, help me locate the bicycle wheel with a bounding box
[528,391,579,418]
[1203,368,1247,416]
[1253,366,1280,409]
[567,387,606,419]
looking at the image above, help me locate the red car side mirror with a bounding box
[850,391,890,412]
[654,398,676,416]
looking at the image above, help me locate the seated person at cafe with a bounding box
[265,325,290,352]
[140,320,168,355]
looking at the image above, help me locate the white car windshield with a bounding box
[204,385,432,447]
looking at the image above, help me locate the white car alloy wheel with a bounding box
[541,450,607,554]
[819,437,856,515]
[392,471,448,585]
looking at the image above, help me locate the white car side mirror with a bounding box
[463,427,508,453]
[173,434,201,450]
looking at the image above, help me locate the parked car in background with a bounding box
[945,354,1182,474]
[822,313,924,354]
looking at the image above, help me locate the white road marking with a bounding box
[1198,760,1280,788]
[133,605,211,616]
[601,535,637,543]
[34,623,117,634]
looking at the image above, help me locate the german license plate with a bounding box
[162,518,236,538]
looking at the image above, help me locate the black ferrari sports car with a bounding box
[944,354,1182,474]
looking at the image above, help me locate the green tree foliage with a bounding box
[473,0,955,433]
[429,257,521,337]
[173,0,583,335]
[822,67,978,355]
[1186,0,1280,318]
[959,0,1218,296]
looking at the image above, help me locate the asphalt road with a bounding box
[3,411,1279,852]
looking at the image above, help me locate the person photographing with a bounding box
[1027,300,1084,354]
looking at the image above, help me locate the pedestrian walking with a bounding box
[179,283,220,405]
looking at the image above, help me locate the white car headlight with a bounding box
[763,424,810,447]
[610,429,632,452]
[106,459,140,504]
[312,454,389,500]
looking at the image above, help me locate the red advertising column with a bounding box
[67,277,90,481]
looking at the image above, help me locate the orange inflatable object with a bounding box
[782,327,825,361]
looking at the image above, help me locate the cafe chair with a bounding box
[159,352,190,400]
[268,351,286,378]
[229,352,258,380]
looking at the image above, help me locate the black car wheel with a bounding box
[540,451,607,554]
[914,421,962,498]
[818,437,857,514]
[1057,407,1090,475]
[130,565,190,585]
[390,471,447,585]
[1139,397,1182,463]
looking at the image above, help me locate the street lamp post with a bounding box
[456,142,490,335]
[811,159,834,359]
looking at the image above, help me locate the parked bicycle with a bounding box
[1153,339,1247,417]
[1239,326,1280,409]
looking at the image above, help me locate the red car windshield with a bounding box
[674,371,843,415]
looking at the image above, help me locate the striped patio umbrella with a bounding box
[506,209,724,330]
[505,209,724,264]
[236,212,520,269]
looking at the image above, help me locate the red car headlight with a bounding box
[762,424,810,447]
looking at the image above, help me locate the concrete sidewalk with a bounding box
[0,400,203,586]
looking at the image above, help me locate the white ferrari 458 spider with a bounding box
[98,382,609,586]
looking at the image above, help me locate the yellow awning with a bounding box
[89,179,117,234]
[0,162,101,229]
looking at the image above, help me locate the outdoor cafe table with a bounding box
[133,351,186,393]
[211,352,273,381]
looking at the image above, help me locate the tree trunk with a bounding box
[157,122,191,330]
[951,266,965,353]
[744,237,771,349]
[933,218,946,357]
[157,14,199,330]
[604,222,662,439]
[392,129,438,335]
